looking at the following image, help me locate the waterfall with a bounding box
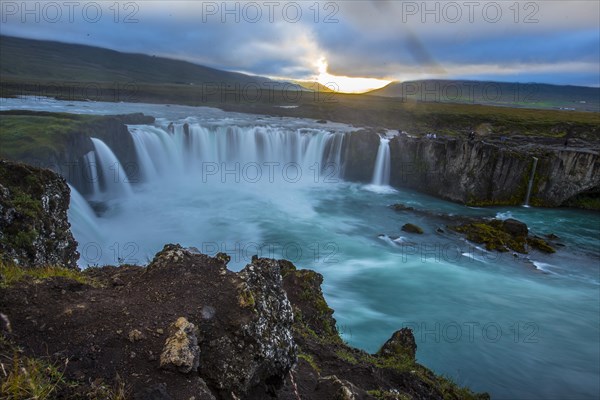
[67,185,102,248]
[372,137,391,186]
[90,138,134,197]
[83,151,100,197]
[70,123,347,266]
[524,156,539,207]
[128,124,346,184]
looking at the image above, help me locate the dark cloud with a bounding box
[1,0,598,86]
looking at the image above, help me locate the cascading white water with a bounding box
[372,137,391,186]
[126,124,346,186]
[524,156,539,207]
[83,151,100,197]
[90,138,134,197]
[75,122,348,266]
[67,185,103,246]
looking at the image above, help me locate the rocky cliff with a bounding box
[343,131,600,208]
[0,160,78,268]
[342,130,381,183]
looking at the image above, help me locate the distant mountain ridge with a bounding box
[0,35,280,87]
[367,79,599,111]
[1,36,597,110]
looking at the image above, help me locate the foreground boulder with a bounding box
[277,262,490,400]
[201,256,296,396]
[0,160,78,268]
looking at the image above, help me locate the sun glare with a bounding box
[316,58,390,94]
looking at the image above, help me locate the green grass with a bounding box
[0,262,92,288]
[2,79,599,140]
[367,389,411,400]
[0,341,128,399]
[238,286,256,309]
[368,80,600,112]
[0,352,69,400]
[334,349,359,365]
[297,353,320,373]
[0,112,103,161]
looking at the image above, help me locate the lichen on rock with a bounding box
[0,160,78,268]
[201,257,297,397]
[160,317,201,373]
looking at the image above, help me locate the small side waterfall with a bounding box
[67,185,102,244]
[524,156,539,207]
[83,151,100,196]
[372,137,391,186]
[90,138,134,197]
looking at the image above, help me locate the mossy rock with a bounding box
[527,237,556,253]
[0,160,78,268]
[281,266,338,340]
[451,218,556,256]
[377,328,417,361]
[401,223,424,234]
[452,219,526,253]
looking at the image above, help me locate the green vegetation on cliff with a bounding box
[0,262,92,288]
[0,334,127,399]
[0,110,153,163]
[0,112,101,161]
[0,160,79,268]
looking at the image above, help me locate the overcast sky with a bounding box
[1,0,599,91]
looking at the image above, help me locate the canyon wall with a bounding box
[343,132,599,207]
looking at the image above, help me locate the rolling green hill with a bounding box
[1,36,598,139]
[368,79,600,112]
[0,35,277,87]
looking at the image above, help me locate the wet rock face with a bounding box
[342,130,381,182]
[502,218,528,237]
[0,160,78,268]
[387,135,600,207]
[160,317,200,373]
